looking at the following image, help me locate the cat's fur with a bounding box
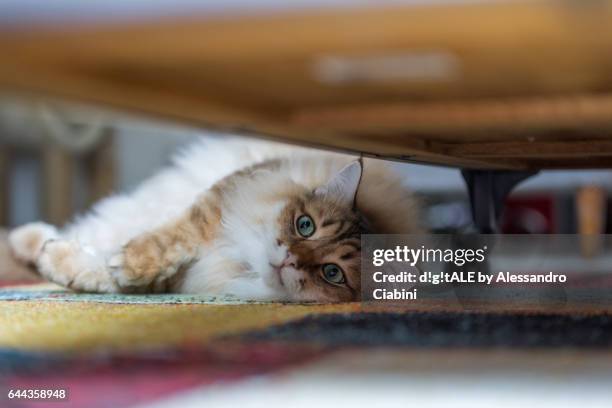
[9,136,421,302]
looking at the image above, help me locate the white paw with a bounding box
[9,222,58,263]
[38,239,118,293]
[37,240,79,286]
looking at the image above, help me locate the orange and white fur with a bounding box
[9,137,420,302]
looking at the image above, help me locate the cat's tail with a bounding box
[8,222,59,265]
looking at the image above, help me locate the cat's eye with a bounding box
[296,214,316,238]
[322,263,345,285]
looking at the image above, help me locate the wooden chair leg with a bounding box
[85,128,116,205]
[576,185,606,257]
[43,146,74,226]
[0,146,9,226]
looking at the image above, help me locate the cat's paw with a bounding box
[9,222,58,264]
[108,235,171,290]
[37,239,118,293]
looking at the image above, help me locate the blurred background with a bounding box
[2,2,612,407]
[1,97,610,235]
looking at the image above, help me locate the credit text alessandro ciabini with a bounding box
[370,245,566,300]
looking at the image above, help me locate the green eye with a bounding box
[322,264,345,284]
[296,214,316,238]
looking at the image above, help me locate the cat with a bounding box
[8,136,421,302]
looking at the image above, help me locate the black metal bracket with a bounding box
[461,169,539,233]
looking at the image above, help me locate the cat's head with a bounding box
[270,161,366,302]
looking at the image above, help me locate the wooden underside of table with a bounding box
[1,0,612,169]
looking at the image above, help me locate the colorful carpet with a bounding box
[0,281,356,407]
[2,281,612,407]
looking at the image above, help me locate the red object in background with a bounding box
[501,195,555,234]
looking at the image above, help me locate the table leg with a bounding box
[461,169,538,233]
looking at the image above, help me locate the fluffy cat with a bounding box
[9,136,421,302]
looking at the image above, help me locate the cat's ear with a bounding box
[315,160,362,207]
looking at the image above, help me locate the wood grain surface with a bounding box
[1,0,612,169]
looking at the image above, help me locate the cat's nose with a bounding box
[283,253,298,268]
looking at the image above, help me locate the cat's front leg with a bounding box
[109,195,222,292]
[109,230,198,292]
